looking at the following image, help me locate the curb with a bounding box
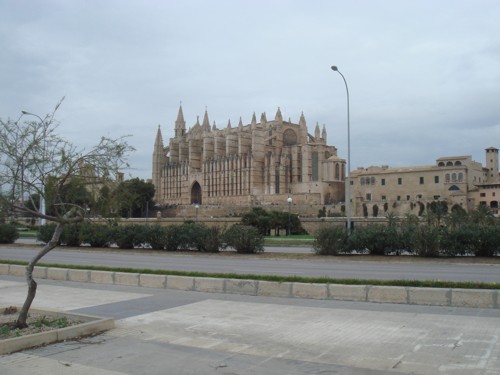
[0,306,114,355]
[2,264,498,309]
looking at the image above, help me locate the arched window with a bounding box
[455,161,462,166]
[191,181,202,204]
[458,172,464,182]
[438,162,445,167]
[446,161,453,166]
[445,173,450,182]
[448,185,460,191]
[452,173,457,182]
[335,163,340,179]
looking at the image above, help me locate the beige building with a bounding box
[152,106,346,211]
[350,147,500,217]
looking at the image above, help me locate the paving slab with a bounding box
[1,276,500,374]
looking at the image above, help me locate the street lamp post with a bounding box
[287,197,292,236]
[331,65,351,233]
[195,204,199,222]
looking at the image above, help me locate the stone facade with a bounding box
[153,106,346,210]
[350,147,500,217]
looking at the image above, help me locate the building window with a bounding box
[445,173,450,183]
[480,193,486,197]
[381,178,385,186]
[406,195,410,201]
[419,177,424,184]
[381,195,386,200]
[452,173,457,182]
[312,152,319,181]
[458,172,464,182]
[366,193,372,201]
[370,176,375,185]
[434,176,439,183]
[397,196,401,201]
[398,177,402,185]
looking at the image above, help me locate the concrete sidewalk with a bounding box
[1,275,500,374]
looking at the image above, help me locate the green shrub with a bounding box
[199,225,223,253]
[440,225,475,256]
[313,226,348,255]
[39,222,81,246]
[163,225,182,251]
[79,223,111,248]
[470,225,500,257]
[348,225,400,255]
[177,222,205,251]
[241,207,307,236]
[60,224,82,247]
[223,224,264,253]
[412,225,441,257]
[110,224,146,249]
[0,223,19,244]
[37,223,58,244]
[143,225,167,250]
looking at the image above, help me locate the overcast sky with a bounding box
[1,0,499,180]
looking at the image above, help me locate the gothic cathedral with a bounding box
[152,106,346,208]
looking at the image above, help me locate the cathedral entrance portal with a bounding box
[191,182,202,204]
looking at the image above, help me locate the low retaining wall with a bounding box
[0,306,114,355]
[2,264,498,309]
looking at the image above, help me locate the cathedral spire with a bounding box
[251,112,257,128]
[152,125,165,199]
[315,122,321,140]
[202,108,210,130]
[260,112,267,127]
[299,112,306,127]
[322,124,327,140]
[154,125,164,150]
[275,107,283,123]
[238,117,243,130]
[227,119,232,129]
[175,104,186,137]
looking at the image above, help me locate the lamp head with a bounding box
[331,65,338,71]
[287,197,292,204]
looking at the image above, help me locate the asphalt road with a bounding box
[1,244,500,282]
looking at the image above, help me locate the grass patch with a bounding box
[264,234,314,246]
[17,230,38,238]
[1,259,498,290]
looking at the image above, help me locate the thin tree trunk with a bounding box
[16,223,65,328]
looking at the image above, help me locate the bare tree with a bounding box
[0,99,134,328]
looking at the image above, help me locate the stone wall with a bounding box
[104,216,389,235]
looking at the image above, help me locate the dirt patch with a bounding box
[0,306,82,340]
